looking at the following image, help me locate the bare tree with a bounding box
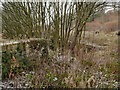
[2,1,108,54]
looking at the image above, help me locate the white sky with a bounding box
[0,0,120,2]
[0,2,2,8]
[0,1,115,12]
[105,7,114,13]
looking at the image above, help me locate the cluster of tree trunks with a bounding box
[2,1,110,53]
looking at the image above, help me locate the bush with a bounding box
[103,20,118,32]
[28,39,48,58]
[2,43,28,80]
[2,51,12,80]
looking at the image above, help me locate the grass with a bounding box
[2,30,119,88]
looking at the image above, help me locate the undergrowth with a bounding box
[2,32,119,88]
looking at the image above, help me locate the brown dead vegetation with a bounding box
[86,10,118,33]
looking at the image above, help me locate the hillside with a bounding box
[86,10,118,32]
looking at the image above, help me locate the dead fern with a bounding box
[5,56,19,88]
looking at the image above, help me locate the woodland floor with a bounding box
[1,30,119,88]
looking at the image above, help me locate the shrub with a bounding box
[28,39,48,58]
[2,43,29,80]
[103,20,118,32]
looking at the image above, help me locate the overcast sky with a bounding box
[0,2,2,8]
[0,1,115,13]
